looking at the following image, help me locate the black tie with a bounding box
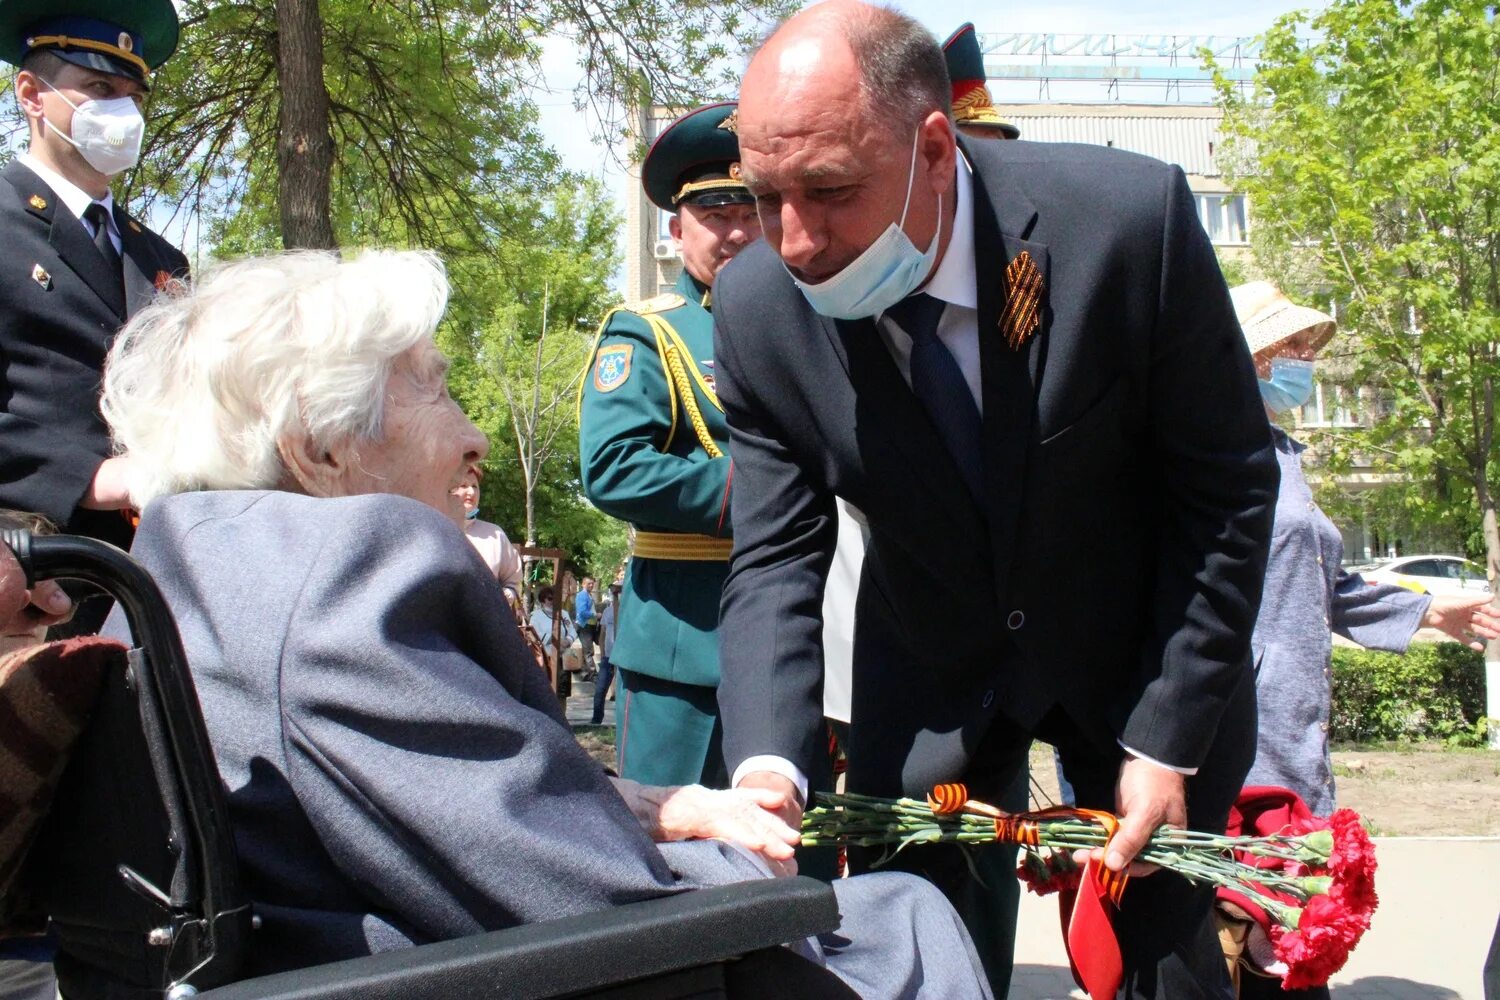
[884,292,985,501]
[83,202,123,291]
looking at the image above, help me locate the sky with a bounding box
[533,0,1326,257]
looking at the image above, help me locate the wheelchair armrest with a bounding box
[198,875,840,1000]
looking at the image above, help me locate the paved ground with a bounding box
[564,679,1499,998]
[1009,838,1498,999]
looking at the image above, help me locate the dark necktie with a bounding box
[83,202,124,294]
[884,292,985,501]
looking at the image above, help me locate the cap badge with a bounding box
[28,194,47,211]
[729,163,742,180]
[32,264,52,290]
[717,110,739,134]
[119,32,134,53]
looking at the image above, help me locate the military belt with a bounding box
[632,531,733,561]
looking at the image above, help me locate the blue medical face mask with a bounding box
[1258,357,1316,413]
[465,507,480,521]
[789,127,943,320]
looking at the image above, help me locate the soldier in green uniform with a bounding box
[578,101,758,787]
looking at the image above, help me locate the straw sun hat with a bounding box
[1229,281,1337,357]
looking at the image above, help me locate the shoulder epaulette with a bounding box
[622,292,686,316]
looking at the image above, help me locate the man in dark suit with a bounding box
[0,0,188,631]
[713,3,1279,996]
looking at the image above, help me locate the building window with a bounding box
[1195,193,1248,245]
[657,207,674,241]
[1299,382,1360,429]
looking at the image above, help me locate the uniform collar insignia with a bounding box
[28,194,47,211]
[32,263,52,290]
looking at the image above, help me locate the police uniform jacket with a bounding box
[579,268,731,689]
[0,157,189,549]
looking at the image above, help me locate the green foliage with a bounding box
[1209,0,1500,579]
[437,174,627,572]
[1330,643,1489,746]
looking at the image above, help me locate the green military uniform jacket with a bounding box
[579,269,730,689]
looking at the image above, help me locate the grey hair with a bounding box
[846,5,952,134]
[755,2,952,136]
[101,249,449,508]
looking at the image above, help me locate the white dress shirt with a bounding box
[18,150,122,254]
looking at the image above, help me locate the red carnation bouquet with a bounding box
[1214,786,1378,990]
[801,782,1378,998]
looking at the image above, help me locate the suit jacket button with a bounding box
[982,689,995,709]
[1007,610,1025,630]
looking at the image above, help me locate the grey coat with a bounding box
[1247,428,1429,814]
[108,490,988,997]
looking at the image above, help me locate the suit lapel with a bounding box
[820,312,987,538]
[966,138,1051,596]
[0,160,128,320]
[114,203,160,319]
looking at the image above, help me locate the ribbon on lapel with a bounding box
[1000,250,1044,351]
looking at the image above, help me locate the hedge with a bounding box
[1330,643,1489,746]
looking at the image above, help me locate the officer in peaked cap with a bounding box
[578,101,759,788]
[942,22,1020,140]
[0,0,190,636]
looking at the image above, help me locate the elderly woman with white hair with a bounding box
[98,250,990,997]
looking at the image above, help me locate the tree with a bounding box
[1211,0,1500,743]
[439,173,627,572]
[114,0,791,251]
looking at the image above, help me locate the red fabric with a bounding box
[1062,859,1124,1000]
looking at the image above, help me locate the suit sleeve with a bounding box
[1118,168,1280,769]
[712,293,837,781]
[277,503,681,940]
[0,342,107,525]
[579,311,731,535]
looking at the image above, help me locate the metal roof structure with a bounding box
[990,104,1225,178]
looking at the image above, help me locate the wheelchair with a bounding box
[0,532,843,999]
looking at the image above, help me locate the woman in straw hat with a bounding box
[1220,283,1500,996]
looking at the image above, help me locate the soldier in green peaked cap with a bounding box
[578,101,758,787]
[942,23,1020,140]
[0,0,189,640]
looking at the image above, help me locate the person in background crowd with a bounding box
[591,578,622,726]
[0,0,189,635]
[528,583,575,676]
[578,101,759,788]
[452,466,522,599]
[89,247,992,997]
[1217,282,1500,998]
[713,3,1279,994]
[575,576,599,680]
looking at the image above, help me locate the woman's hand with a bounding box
[612,778,801,877]
[1423,594,1500,651]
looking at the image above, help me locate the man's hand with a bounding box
[657,784,801,877]
[736,770,804,830]
[79,456,134,511]
[1084,754,1186,875]
[0,543,72,642]
[1423,593,1500,651]
[610,776,801,877]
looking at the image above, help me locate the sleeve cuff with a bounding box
[732,755,809,804]
[1118,741,1199,776]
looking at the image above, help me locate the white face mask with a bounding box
[788,127,943,321]
[42,82,145,177]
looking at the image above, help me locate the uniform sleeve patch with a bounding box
[594,343,634,392]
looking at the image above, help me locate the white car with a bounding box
[1357,554,1492,596]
